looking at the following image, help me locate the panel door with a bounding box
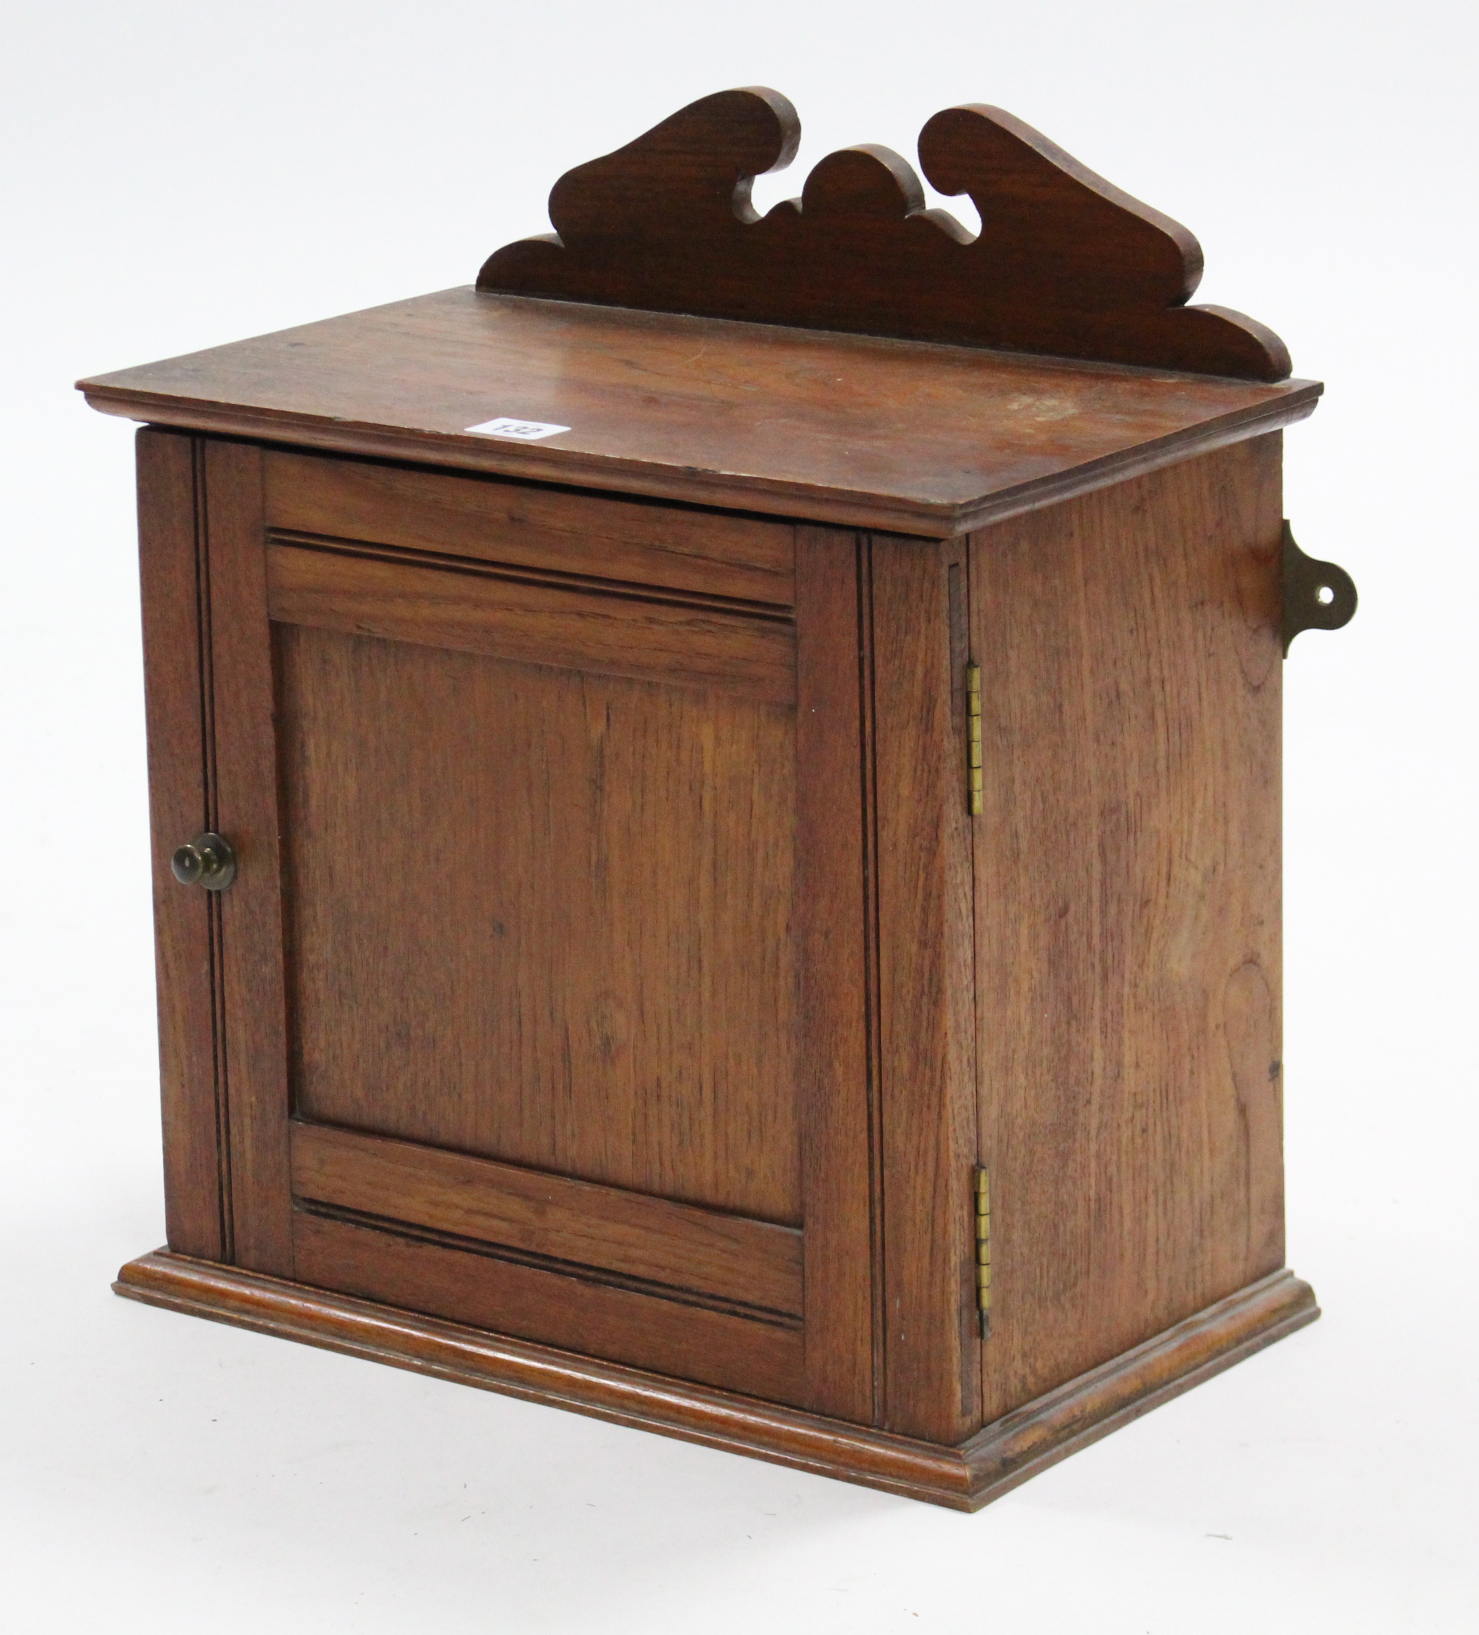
[136,429,875,1419]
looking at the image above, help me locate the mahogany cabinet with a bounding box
[82,89,1354,1508]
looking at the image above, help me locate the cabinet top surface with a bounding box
[79,288,1319,536]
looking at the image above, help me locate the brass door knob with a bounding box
[171,832,237,891]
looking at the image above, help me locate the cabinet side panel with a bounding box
[203,440,295,1277]
[972,435,1283,1424]
[795,528,876,1424]
[136,428,227,1260]
[871,535,981,1443]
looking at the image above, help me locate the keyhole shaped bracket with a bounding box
[1282,521,1357,655]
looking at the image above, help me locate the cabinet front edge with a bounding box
[82,384,1320,540]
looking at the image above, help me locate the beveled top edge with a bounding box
[78,289,1321,538]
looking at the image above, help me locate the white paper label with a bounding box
[464,417,571,442]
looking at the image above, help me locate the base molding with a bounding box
[114,1252,1318,1510]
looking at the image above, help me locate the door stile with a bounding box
[137,427,230,1262]
[795,527,877,1424]
[201,438,295,1277]
[869,533,982,1444]
[858,536,887,1424]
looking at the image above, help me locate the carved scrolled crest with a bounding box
[479,88,1291,381]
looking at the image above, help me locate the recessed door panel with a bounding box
[275,609,801,1225]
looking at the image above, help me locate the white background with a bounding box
[3,2,1476,1629]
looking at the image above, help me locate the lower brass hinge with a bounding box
[974,1165,992,1339]
[966,661,983,816]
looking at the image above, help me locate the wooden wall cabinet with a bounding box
[82,90,1353,1509]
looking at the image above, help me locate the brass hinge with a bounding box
[966,661,983,816]
[974,1165,992,1339]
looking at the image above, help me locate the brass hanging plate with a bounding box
[1282,521,1357,654]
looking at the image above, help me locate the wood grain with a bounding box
[794,527,876,1424]
[264,450,796,608]
[115,1250,1317,1509]
[290,1121,803,1316]
[265,539,795,705]
[78,288,1320,539]
[870,533,981,1443]
[291,1210,805,1403]
[480,88,1289,380]
[970,434,1285,1423]
[274,620,803,1225]
[201,439,295,1277]
[135,428,227,1261]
